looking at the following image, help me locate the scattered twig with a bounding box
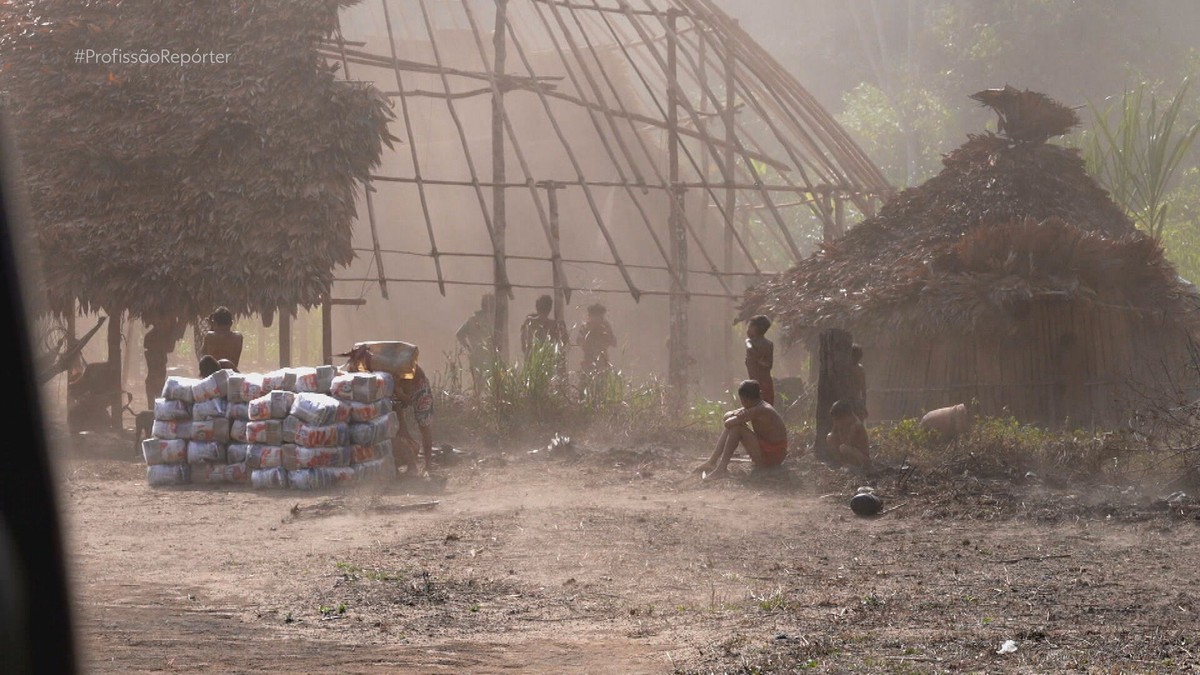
[366,500,440,514]
[994,553,1072,564]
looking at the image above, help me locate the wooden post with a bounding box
[835,196,846,238]
[723,22,738,392]
[491,0,511,362]
[106,309,123,428]
[546,182,566,323]
[667,9,689,408]
[121,313,136,399]
[279,310,291,368]
[322,294,333,366]
[812,328,855,460]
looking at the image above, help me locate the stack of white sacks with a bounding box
[142,365,399,489]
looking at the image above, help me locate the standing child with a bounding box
[745,315,775,405]
[576,302,616,375]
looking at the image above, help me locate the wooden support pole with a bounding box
[722,23,738,391]
[279,310,291,369]
[322,294,332,366]
[545,182,567,318]
[485,1,642,301]
[107,309,123,428]
[667,9,689,408]
[491,0,511,362]
[380,0,446,295]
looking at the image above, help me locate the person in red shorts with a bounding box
[693,379,788,479]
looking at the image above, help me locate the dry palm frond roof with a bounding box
[739,115,1200,343]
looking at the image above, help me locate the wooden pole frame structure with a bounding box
[324,0,893,393]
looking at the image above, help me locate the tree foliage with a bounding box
[0,0,396,323]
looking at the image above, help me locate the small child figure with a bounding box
[745,315,775,405]
[577,302,616,375]
[826,399,872,471]
[693,379,788,479]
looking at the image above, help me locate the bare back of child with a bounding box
[694,380,788,479]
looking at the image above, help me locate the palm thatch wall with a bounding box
[740,92,1200,426]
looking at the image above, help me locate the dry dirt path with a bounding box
[58,434,1200,673]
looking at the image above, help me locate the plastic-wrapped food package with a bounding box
[227,402,249,420]
[348,399,392,424]
[349,411,399,446]
[151,420,193,441]
[287,467,356,491]
[191,418,230,443]
[153,398,191,421]
[191,369,230,404]
[227,373,265,404]
[292,365,337,394]
[141,438,188,465]
[251,467,289,489]
[329,371,394,403]
[147,464,191,487]
[262,369,297,393]
[242,419,283,446]
[348,439,393,464]
[291,422,350,448]
[343,341,419,380]
[226,443,250,464]
[192,397,229,421]
[248,390,295,421]
[161,376,199,403]
[191,462,250,485]
[243,444,286,469]
[290,393,345,427]
[186,441,227,464]
[282,445,353,470]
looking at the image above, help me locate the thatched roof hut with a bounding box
[0,0,395,324]
[740,89,1200,427]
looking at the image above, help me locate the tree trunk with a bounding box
[812,328,855,459]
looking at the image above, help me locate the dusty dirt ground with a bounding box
[55,423,1200,674]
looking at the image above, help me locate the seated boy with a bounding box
[694,379,788,479]
[826,399,872,470]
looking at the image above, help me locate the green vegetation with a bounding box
[872,413,1164,484]
[1083,78,1200,241]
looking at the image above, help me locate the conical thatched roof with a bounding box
[739,91,1200,344]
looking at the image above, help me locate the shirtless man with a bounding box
[694,379,788,479]
[826,399,872,470]
[198,306,244,370]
